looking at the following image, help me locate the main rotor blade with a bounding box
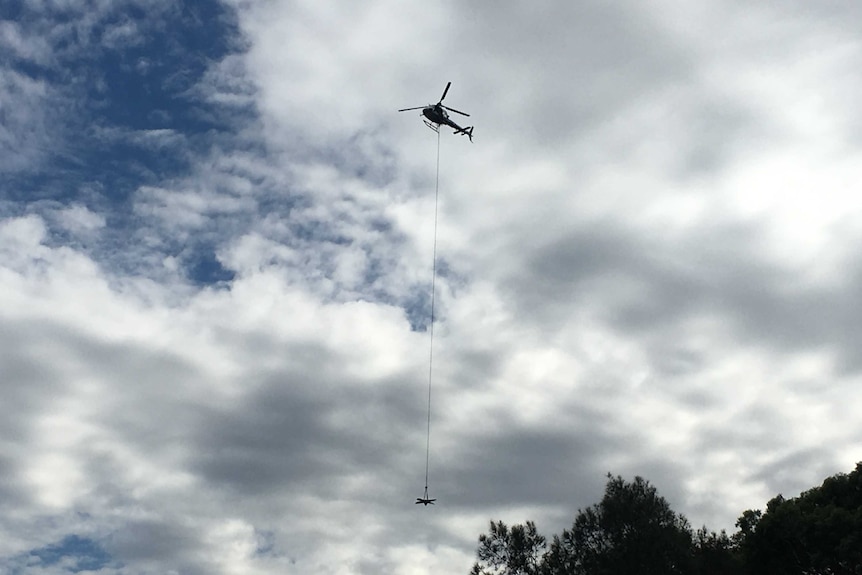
[442,105,469,117]
[439,81,451,103]
[398,106,426,112]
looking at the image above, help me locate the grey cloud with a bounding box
[749,447,841,502]
[438,404,635,510]
[0,318,74,447]
[190,388,344,495]
[505,216,862,372]
[104,519,204,574]
[696,404,793,454]
[447,348,509,392]
[189,364,424,499]
[457,2,695,147]
[662,92,771,180]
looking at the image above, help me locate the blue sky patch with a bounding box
[0,535,114,574]
[2,0,257,285]
[3,0,247,202]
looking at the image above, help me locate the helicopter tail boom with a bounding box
[454,126,474,142]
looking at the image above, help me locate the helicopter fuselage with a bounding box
[422,104,449,125]
[422,105,470,137]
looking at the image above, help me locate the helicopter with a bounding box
[399,82,473,142]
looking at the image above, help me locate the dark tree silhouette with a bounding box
[547,474,693,575]
[470,463,862,575]
[471,474,696,575]
[471,520,546,575]
[692,526,741,575]
[737,462,862,575]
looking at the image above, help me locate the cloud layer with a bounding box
[3,0,862,573]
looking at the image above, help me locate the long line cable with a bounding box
[423,128,441,499]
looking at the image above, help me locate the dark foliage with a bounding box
[470,464,862,575]
[472,474,707,575]
[549,474,693,575]
[737,462,862,575]
[692,527,742,575]
[471,520,546,575]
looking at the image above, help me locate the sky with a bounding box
[2,0,862,573]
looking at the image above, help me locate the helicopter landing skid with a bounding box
[423,120,440,133]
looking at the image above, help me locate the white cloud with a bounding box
[0,71,52,173]
[0,20,54,65]
[0,212,437,569]
[52,204,107,236]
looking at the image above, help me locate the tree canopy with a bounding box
[470,520,546,575]
[736,462,862,574]
[546,474,693,575]
[472,474,705,575]
[470,464,862,575]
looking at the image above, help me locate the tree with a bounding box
[732,508,761,547]
[737,462,862,575]
[471,520,547,575]
[549,474,693,575]
[691,526,741,575]
[471,474,711,575]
